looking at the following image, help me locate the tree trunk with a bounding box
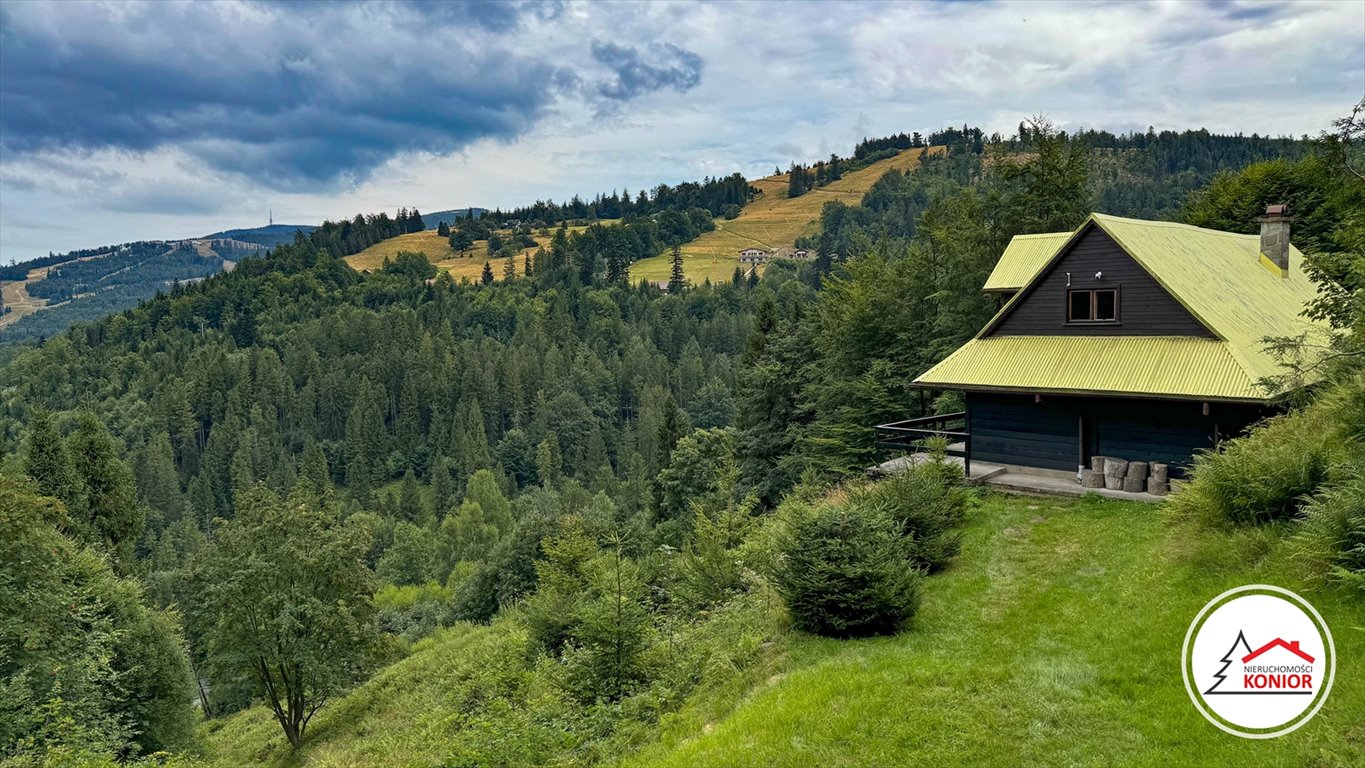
[280,718,301,748]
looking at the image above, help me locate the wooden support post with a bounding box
[1077,415,1086,475]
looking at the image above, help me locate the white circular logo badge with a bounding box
[1182,585,1335,738]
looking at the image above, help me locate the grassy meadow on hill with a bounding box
[346,229,541,283]
[197,492,1365,768]
[346,226,614,282]
[343,146,938,287]
[633,145,941,284]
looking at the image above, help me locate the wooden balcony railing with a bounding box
[874,411,971,476]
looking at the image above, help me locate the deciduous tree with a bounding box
[198,485,378,747]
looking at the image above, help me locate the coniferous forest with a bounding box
[2,106,1363,767]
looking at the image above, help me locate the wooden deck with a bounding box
[871,453,1168,504]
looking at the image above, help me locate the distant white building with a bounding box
[738,247,769,263]
[785,248,812,261]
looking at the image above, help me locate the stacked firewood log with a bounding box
[1079,457,1168,495]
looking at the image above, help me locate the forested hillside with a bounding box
[2,112,1360,767]
[0,240,257,343]
[202,224,319,249]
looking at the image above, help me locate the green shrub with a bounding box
[451,504,562,623]
[1171,406,1336,525]
[375,582,454,642]
[775,499,922,638]
[673,501,755,612]
[853,452,970,572]
[560,554,654,703]
[523,518,598,656]
[1293,465,1365,593]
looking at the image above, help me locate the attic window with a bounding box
[1067,288,1118,323]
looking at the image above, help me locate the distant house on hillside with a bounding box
[785,248,812,260]
[879,207,1328,482]
[739,247,769,263]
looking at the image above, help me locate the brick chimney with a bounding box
[1259,204,1291,275]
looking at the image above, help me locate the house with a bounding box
[738,247,769,263]
[784,248,813,261]
[890,207,1327,479]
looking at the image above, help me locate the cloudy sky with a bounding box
[1,0,1362,263]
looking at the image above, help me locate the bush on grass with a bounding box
[776,499,923,638]
[851,449,970,572]
[375,582,454,642]
[1171,405,1337,525]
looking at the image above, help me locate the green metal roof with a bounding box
[915,213,1332,401]
[914,336,1263,401]
[982,232,1071,291]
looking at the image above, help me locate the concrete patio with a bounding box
[871,453,1170,504]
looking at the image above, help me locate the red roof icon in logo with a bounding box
[1242,638,1315,664]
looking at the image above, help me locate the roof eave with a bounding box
[907,379,1268,404]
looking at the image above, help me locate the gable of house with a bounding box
[986,223,1213,338]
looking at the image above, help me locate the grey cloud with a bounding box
[590,40,703,100]
[0,1,574,190]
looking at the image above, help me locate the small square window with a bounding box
[1094,289,1117,321]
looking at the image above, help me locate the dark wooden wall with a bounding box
[987,225,1214,338]
[968,392,1268,476]
[969,393,1079,471]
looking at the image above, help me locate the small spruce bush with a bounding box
[853,449,970,572]
[776,500,922,638]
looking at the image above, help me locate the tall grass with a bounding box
[1172,372,1365,588]
[1169,404,1338,525]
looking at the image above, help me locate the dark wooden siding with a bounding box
[968,392,1079,471]
[987,224,1214,338]
[1090,401,1220,470]
[968,392,1269,477]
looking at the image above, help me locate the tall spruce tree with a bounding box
[450,398,492,480]
[22,405,81,511]
[344,379,387,499]
[66,411,142,571]
[668,243,685,292]
[136,431,187,533]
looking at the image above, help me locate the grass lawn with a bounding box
[628,493,1365,768]
[195,492,1362,767]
